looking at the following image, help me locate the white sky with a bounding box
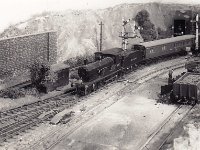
[0,0,200,31]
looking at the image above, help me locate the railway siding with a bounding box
[140,105,193,150]
[0,58,187,150]
[26,61,186,150]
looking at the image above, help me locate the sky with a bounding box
[0,0,200,31]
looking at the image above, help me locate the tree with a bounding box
[135,10,157,41]
[135,10,150,25]
[29,61,50,93]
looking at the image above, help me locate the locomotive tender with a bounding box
[77,34,196,95]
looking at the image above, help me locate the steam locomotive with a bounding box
[76,34,196,95]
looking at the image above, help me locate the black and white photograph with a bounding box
[0,0,200,149]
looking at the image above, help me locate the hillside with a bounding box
[0,2,200,62]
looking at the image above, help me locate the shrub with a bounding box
[70,71,80,80]
[135,10,157,41]
[29,61,54,93]
[1,88,26,99]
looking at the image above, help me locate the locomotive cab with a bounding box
[96,48,124,69]
[94,52,103,61]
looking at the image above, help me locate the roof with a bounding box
[175,72,200,85]
[79,57,113,72]
[51,63,69,72]
[100,48,123,56]
[138,35,195,48]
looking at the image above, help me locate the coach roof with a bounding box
[138,34,195,48]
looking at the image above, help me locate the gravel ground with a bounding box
[51,67,187,150]
[160,104,200,150]
[0,96,39,112]
[0,57,187,150]
[53,95,176,150]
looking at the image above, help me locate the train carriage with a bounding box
[44,63,70,92]
[133,35,195,59]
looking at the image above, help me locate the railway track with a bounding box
[0,89,76,143]
[24,61,186,150]
[140,104,195,150]
[0,57,186,148]
[157,105,195,150]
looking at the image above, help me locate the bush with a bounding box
[70,71,80,80]
[135,10,157,41]
[1,88,26,99]
[29,61,52,93]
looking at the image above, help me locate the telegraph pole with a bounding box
[195,14,199,51]
[99,22,104,51]
[191,13,199,52]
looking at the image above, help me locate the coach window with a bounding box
[162,46,166,51]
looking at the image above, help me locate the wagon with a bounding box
[44,63,69,92]
[173,72,200,104]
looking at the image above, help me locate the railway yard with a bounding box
[0,3,200,150]
[0,57,199,150]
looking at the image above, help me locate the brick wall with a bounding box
[0,31,57,77]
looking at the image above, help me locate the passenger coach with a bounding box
[132,35,195,59]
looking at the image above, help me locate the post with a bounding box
[196,14,199,51]
[47,32,50,62]
[99,22,104,51]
